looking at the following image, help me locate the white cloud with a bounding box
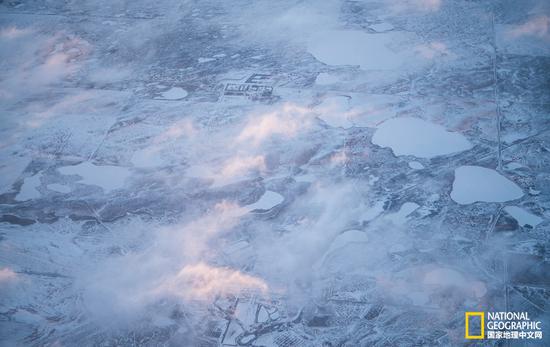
[220,155,266,180]
[0,267,18,284]
[415,42,452,59]
[0,29,91,100]
[387,0,442,14]
[79,200,264,325]
[0,26,31,39]
[508,15,550,40]
[237,103,312,145]
[158,262,268,301]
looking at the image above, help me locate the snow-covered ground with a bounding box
[1,0,549,346]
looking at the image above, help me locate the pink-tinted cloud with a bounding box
[159,262,268,300]
[237,103,312,145]
[388,0,442,14]
[0,29,91,100]
[79,200,264,325]
[508,15,550,40]
[0,26,31,39]
[0,267,18,284]
[415,42,452,59]
[220,155,266,179]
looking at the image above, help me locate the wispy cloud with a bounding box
[508,15,550,40]
[415,42,452,59]
[0,26,31,39]
[387,0,442,14]
[0,267,18,284]
[79,200,265,325]
[158,262,268,301]
[219,155,266,180]
[183,102,318,186]
[237,103,312,145]
[0,28,91,100]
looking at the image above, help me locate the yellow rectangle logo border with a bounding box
[465,312,484,339]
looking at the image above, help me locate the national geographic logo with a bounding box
[465,312,484,339]
[465,311,544,340]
